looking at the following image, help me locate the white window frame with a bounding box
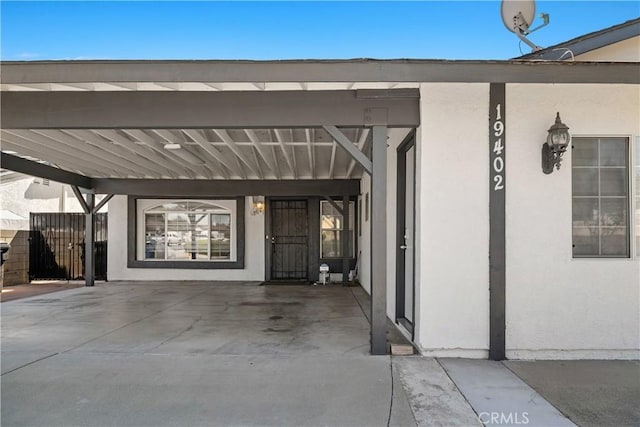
[571,135,632,259]
[320,200,355,259]
[136,199,237,262]
[634,136,640,258]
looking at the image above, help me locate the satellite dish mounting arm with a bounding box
[512,12,545,52]
[501,1,549,53]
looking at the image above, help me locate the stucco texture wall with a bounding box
[416,83,491,358]
[576,36,640,62]
[107,195,265,281]
[506,83,640,359]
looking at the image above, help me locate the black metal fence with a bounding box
[29,213,108,281]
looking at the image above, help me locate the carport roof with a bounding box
[1,59,638,184]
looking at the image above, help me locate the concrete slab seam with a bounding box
[436,357,482,422]
[1,352,59,376]
[60,289,210,354]
[501,361,575,425]
[350,286,370,323]
[391,357,419,425]
[387,356,394,427]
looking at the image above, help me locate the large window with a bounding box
[320,200,354,258]
[572,137,630,257]
[140,200,235,262]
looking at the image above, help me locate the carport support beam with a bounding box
[85,193,95,287]
[342,195,349,287]
[371,125,388,355]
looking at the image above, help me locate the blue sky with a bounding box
[1,1,638,60]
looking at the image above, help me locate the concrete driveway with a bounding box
[1,281,415,426]
[6,281,631,427]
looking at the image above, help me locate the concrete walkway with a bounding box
[505,360,640,427]
[440,359,575,427]
[1,281,417,426]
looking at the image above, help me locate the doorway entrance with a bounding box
[396,133,416,335]
[269,200,309,280]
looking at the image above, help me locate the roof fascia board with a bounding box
[1,60,638,84]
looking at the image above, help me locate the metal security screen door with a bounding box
[270,200,309,280]
[30,212,108,281]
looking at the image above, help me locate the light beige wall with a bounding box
[0,229,29,286]
[576,36,640,61]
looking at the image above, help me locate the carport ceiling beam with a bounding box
[181,129,242,179]
[92,179,359,196]
[274,129,296,178]
[211,129,261,178]
[245,129,276,174]
[0,152,93,188]
[1,90,420,129]
[323,125,372,176]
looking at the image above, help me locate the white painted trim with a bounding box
[418,348,489,359]
[570,134,634,259]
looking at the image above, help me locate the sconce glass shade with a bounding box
[542,112,571,174]
[251,196,265,215]
[546,112,571,149]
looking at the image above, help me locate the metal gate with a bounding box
[270,200,309,280]
[29,213,108,281]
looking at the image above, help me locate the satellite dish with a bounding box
[501,0,536,34]
[501,0,548,52]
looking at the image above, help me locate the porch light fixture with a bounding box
[251,196,265,215]
[542,112,570,174]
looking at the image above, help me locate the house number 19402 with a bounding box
[492,104,505,191]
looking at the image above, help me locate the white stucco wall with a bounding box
[575,36,640,62]
[416,83,491,358]
[107,195,265,281]
[505,84,640,360]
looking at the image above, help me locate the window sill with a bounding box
[128,260,244,269]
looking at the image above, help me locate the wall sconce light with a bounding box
[542,112,571,174]
[251,196,265,215]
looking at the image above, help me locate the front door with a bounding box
[270,200,309,280]
[396,134,416,335]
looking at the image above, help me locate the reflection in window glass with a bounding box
[320,201,354,258]
[211,214,231,260]
[572,137,629,257]
[145,213,165,259]
[143,201,232,261]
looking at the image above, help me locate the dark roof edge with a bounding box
[517,18,640,60]
[1,59,639,85]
